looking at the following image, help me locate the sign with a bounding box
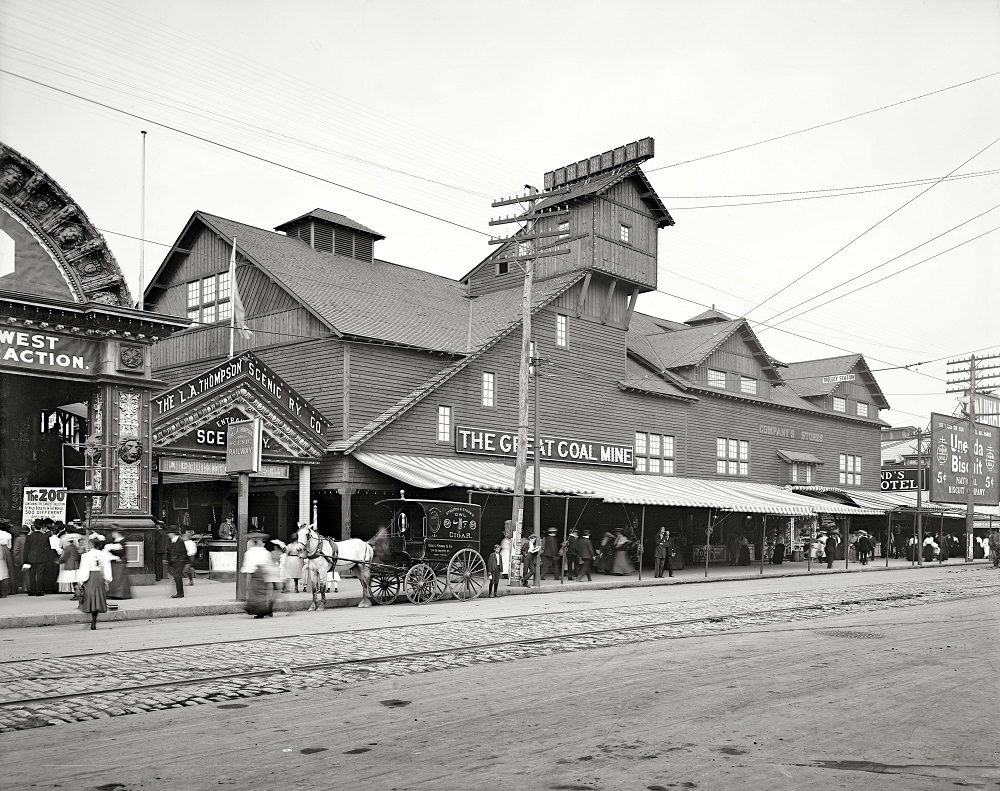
[455,425,633,467]
[693,544,729,563]
[929,412,999,505]
[421,502,481,562]
[167,409,304,460]
[226,419,262,474]
[822,374,856,384]
[973,393,1000,429]
[153,353,328,443]
[22,486,68,524]
[0,327,100,379]
[880,468,926,492]
[758,424,824,443]
[159,456,289,479]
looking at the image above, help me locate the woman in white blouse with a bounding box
[77,536,112,630]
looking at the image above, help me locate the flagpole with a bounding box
[229,235,237,360]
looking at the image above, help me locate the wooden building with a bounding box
[144,138,889,563]
[0,143,187,583]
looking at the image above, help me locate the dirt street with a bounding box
[1,573,997,791]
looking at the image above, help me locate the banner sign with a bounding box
[880,468,926,492]
[226,418,263,474]
[22,486,68,524]
[0,327,100,379]
[153,353,327,442]
[456,425,633,467]
[973,393,1000,429]
[929,412,999,505]
[159,456,289,479]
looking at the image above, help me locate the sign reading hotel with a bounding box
[456,425,633,467]
[226,418,263,474]
[929,411,999,505]
[154,353,327,442]
[880,468,925,492]
[0,327,99,378]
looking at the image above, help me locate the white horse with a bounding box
[296,524,375,609]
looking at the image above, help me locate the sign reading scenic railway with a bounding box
[455,425,633,467]
[226,418,262,474]
[928,412,999,505]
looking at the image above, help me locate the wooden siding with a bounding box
[693,332,774,399]
[255,339,342,442]
[547,275,630,327]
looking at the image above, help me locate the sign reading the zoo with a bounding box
[0,326,99,379]
[21,487,68,524]
[456,425,633,467]
[226,418,262,474]
[929,412,999,505]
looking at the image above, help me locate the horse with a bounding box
[296,524,376,609]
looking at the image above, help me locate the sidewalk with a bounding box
[0,557,990,628]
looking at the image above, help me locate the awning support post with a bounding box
[760,515,767,575]
[638,505,645,581]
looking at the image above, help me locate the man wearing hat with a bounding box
[22,520,53,596]
[486,543,502,598]
[574,530,595,581]
[165,526,188,598]
[541,527,560,580]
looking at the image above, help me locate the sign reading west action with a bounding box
[226,418,263,474]
[456,425,633,467]
[0,327,99,379]
[929,412,999,505]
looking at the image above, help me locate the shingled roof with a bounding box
[273,208,384,239]
[783,354,890,410]
[532,165,674,228]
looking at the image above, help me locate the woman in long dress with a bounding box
[77,536,112,630]
[282,539,304,593]
[610,528,634,575]
[0,523,13,597]
[242,533,276,618]
[737,536,752,565]
[105,530,132,599]
[57,537,81,598]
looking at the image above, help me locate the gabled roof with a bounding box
[532,164,674,228]
[274,208,385,239]
[685,308,731,326]
[618,358,698,402]
[783,354,890,409]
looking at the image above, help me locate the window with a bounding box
[619,224,630,243]
[740,376,758,395]
[717,437,749,476]
[635,431,675,475]
[555,314,568,348]
[839,454,862,486]
[437,406,452,443]
[517,241,531,258]
[186,271,231,325]
[857,402,869,418]
[791,462,813,484]
[833,396,846,413]
[496,261,509,276]
[481,372,495,408]
[707,369,727,388]
[557,220,569,239]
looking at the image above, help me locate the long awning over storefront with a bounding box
[353,453,883,516]
[791,486,993,518]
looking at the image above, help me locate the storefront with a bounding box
[0,143,187,583]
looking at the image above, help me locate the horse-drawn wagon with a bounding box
[296,496,487,608]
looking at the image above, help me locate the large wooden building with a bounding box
[144,138,889,563]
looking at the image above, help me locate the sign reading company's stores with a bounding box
[456,425,633,467]
[0,326,100,378]
[758,424,824,443]
[929,411,999,506]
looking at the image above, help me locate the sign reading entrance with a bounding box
[456,425,633,467]
[226,418,262,474]
[928,412,999,505]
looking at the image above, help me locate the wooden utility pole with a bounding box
[489,185,570,585]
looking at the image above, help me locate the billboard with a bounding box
[928,412,999,505]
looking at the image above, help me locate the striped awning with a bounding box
[352,452,881,516]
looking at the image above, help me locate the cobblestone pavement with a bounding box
[1,571,997,732]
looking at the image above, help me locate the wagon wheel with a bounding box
[404,564,437,605]
[369,566,400,605]
[447,548,487,601]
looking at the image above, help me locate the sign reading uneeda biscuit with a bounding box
[226,418,262,474]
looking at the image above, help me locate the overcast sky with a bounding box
[1,0,998,429]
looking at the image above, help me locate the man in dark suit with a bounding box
[23,521,54,596]
[574,531,595,581]
[166,527,188,598]
[486,543,502,598]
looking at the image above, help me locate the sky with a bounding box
[1,0,998,430]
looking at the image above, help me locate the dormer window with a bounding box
[833,396,846,413]
[857,402,869,418]
[740,376,757,395]
[707,369,726,388]
[619,224,631,243]
[497,261,509,276]
[186,271,231,325]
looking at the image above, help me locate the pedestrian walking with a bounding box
[988,527,1000,568]
[105,530,133,599]
[520,534,539,586]
[771,535,785,565]
[575,531,595,580]
[541,527,560,579]
[153,521,168,581]
[57,534,82,599]
[282,536,304,592]
[487,543,502,597]
[22,521,53,596]
[561,530,579,579]
[242,532,276,618]
[611,527,634,575]
[77,535,112,630]
[0,520,13,598]
[825,533,838,569]
[183,530,198,585]
[737,535,752,566]
[165,527,188,598]
[856,531,872,566]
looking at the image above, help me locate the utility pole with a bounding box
[946,353,1000,561]
[489,185,570,585]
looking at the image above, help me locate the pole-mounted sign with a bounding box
[226,418,262,474]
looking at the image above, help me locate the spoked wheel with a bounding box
[369,566,400,605]
[404,564,437,605]
[447,548,487,601]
